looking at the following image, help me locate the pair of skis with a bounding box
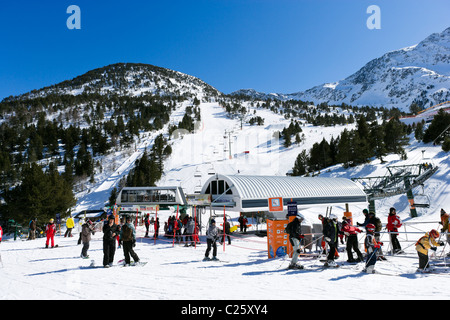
[82,259,147,269]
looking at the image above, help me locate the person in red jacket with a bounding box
[45,218,57,248]
[342,217,364,262]
[386,207,403,254]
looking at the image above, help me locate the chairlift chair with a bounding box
[194,184,202,194]
[413,194,431,208]
[194,167,202,178]
[207,164,215,175]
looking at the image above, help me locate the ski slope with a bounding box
[1,101,449,300]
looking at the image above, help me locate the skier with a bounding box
[238,215,248,233]
[80,220,95,259]
[0,224,2,242]
[363,223,383,273]
[64,215,75,237]
[174,217,183,243]
[153,217,160,239]
[193,220,200,245]
[220,218,231,246]
[285,213,305,269]
[144,214,150,237]
[184,216,195,247]
[103,215,119,268]
[341,217,364,263]
[323,214,340,267]
[415,229,444,272]
[45,218,57,248]
[356,209,370,228]
[28,218,37,240]
[439,209,450,251]
[204,219,219,261]
[386,207,403,254]
[366,211,386,260]
[120,216,140,266]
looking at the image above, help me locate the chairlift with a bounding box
[194,184,202,194]
[414,194,431,208]
[413,184,431,208]
[194,167,202,178]
[207,164,215,175]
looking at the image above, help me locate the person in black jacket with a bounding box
[285,214,305,269]
[323,214,340,267]
[103,215,119,268]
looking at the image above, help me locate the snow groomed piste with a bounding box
[1,206,450,301]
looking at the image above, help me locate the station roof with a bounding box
[201,174,367,211]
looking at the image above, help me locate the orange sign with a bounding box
[267,219,292,259]
[268,197,283,212]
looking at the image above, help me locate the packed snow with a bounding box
[1,101,449,301]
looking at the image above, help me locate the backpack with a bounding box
[374,217,382,232]
[122,224,133,242]
[285,221,293,235]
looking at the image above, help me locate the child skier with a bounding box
[415,229,444,272]
[363,223,383,273]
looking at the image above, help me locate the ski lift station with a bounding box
[117,186,188,208]
[200,174,368,213]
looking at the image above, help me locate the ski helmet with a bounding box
[329,214,337,221]
[430,229,439,238]
[296,213,305,221]
[366,223,375,233]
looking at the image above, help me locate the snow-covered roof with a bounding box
[201,174,367,212]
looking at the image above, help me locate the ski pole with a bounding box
[364,247,378,269]
[311,235,327,268]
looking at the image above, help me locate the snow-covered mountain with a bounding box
[4,62,222,101]
[232,27,450,112]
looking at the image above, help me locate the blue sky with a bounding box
[0,0,449,100]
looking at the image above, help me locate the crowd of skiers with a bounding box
[13,206,449,272]
[285,207,449,273]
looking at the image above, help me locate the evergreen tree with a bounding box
[336,129,352,168]
[423,109,450,144]
[442,136,450,152]
[414,121,425,141]
[369,121,387,162]
[3,163,75,224]
[283,131,292,148]
[292,150,308,176]
[383,117,408,155]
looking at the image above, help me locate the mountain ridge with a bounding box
[231,27,450,112]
